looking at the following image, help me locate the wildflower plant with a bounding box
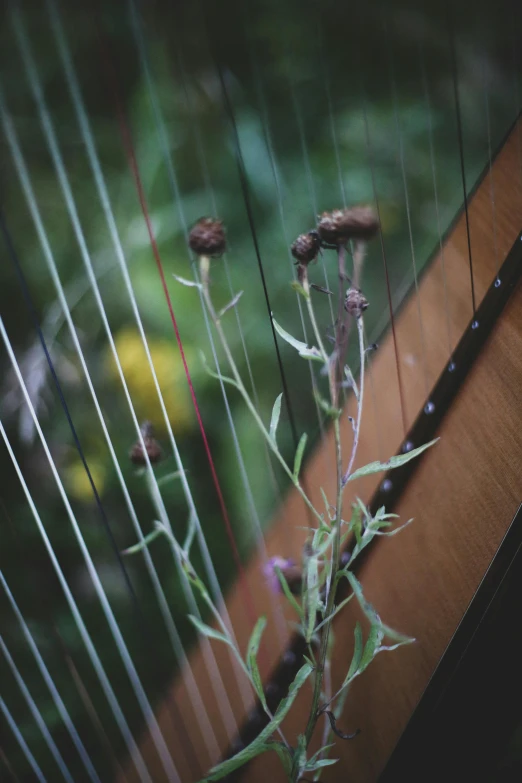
[125,208,437,782]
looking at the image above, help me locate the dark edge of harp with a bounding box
[222,231,522,779]
[379,502,522,782]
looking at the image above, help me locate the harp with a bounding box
[1,1,522,782]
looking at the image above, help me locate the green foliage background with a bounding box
[0,0,520,780]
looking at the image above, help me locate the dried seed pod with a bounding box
[130,423,162,466]
[188,217,227,257]
[317,206,379,246]
[344,287,369,318]
[291,231,320,264]
[263,556,302,595]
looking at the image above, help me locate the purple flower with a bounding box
[263,557,301,595]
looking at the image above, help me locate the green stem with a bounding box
[199,256,322,525]
[342,317,365,486]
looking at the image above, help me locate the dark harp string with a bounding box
[359,81,409,438]
[169,40,285,513]
[201,23,303,457]
[0,495,122,781]
[447,4,477,317]
[93,11,260,635]
[201,15,320,535]
[129,0,287,647]
[316,20,387,462]
[385,16,431,398]
[247,43,327,444]
[0,210,200,779]
[419,39,454,359]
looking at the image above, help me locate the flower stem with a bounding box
[199,256,322,525]
[342,317,365,486]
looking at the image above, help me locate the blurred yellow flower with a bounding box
[105,327,193,433]
[65,458,106,503]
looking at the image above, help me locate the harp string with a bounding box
[0,64,221,771]
[51,626,130,783]
[483,57,500,279]
[250,52,327,442]
[172,46,284,512]
[419,41,454,358]
[317,25,387,465]
[386,20,430,399]
[25,0,246,740]
[0,635,76,783]
[0,696,46,783]
[94,24,260,644]
[0,419,152,783]
[128,0,288,646]
[287,76,337,330]
[360,85,409,437]
[448,7,477,317]
[0,312,179,782]
[0,571,101,782]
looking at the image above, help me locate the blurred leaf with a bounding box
[269,392,282,443]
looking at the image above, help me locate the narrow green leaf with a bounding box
[246,617,268,712]
[272,316,309,353]
[172,273,202,288]
[315,594,354,633]
[182,512,197,554]
[293,433,308,480]
[269,393,283,443]
[188,616,231,647]
[346,572,381,626]
[345,439,439,483]
[320,487,335,521]
[305,553,320,643]
[156,470,184,487]
[275,567,303,620]
[344,366,359,401]
[298,346,324,362]
[121,527,164,556]
[265,742,293,776]
[218,291,243,318]
[343,621,363,684]
[200,351,238,388]
[359,624,384,673]
[206,664,313,780]
[379,621,415,646]
[290,280,309,299]
[305,757,339,771]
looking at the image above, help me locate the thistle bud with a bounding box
[129,422,162,466]
[291,231,320,264]
[263,556,302,595]
[317,206,379,246]
[188,217,226,258]
[344,288,369,318]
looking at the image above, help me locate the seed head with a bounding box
[344,287,369,318]
[188,217,226,258]
[130,422,162,466]
[263,556,302,595]
[291,231,320,264]
[317,206,379,246]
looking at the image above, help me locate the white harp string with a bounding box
[0,696,46,783]
[419,42,453,358]
[0,635,75,783]
[0,414,152,783]
[11,0,242,745]
[0,571,101,782]
[128,0,288,647]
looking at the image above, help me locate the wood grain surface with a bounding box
[119,119,522,783]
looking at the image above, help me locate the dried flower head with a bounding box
[130,422,162,466]
[188,217,226,258]
[263,556,302,595]
[291,231,320,265]
[317,206,379,246]
[344,288,369,318]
